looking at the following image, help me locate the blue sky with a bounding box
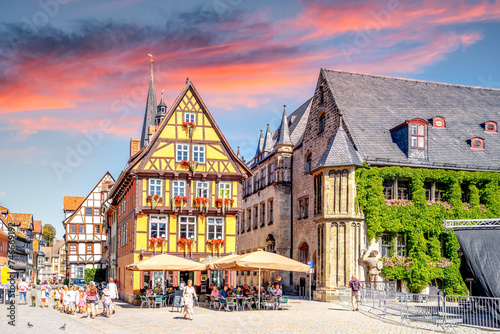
[1,0,500,237]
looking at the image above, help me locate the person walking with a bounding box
[107,278,118,314]
[53,287,60,310]
[348,275,362,311]
[18,278,29,305]
[182,279,196,320]
[78,288,86,313]
[40,286,49,308]
[30,284,37,307]
[86,282,98,319]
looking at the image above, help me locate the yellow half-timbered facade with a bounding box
[107,77,251,303]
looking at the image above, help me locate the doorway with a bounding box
[179,271,194,286]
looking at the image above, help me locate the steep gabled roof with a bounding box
[11,213,32,229]
[63,196,85,211]
[275,106,292,147]
[255,130,264,156]
[140,61,157,149]
[314,120,363,171]
[322,68,500,171]
[33,220,42,233]
[262,125,273,152]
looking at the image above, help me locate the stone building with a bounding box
[238,68,500,301]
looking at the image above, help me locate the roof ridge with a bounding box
[321,68,500,92]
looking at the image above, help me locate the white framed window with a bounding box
[196,181,209,198]
[70,245,76,254]
[179,216,196,239]
[173,180,186,197]
[76,266,84,278]
[184,112,196,124]
[176,143,189,162]
[149,179,162,196]
[219,182,231,199]
[192,145,205,164]
[93,208,99,216]
[149,215,167,239]
[79,225,84,234]
[207,217,224,240]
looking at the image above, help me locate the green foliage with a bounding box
[84,268,106,283]
[356,166,499,294]
[41,224,56,246]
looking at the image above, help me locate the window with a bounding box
[434,182,447,201]
[485,121,497,133]
[424,181,432,201]
[314,174,323,215]
[318,112,325,133]
[179,216,196,239]
[253,206,258,229]
[254,171,259,190]
[303,197,309,218]
[260,203,265,227]
[240,212,245,233]
[383,179,394,200]
[319,86,324,105]
[196,181,209,198]
[299,242,309,264]
[149,179,162,196]
[70,245,76,254]
[79,225,85,234]
[192,145,205,164]
[85,208,92,216]
[86,244,93,254]
[298,199,304,219]
[461,182,470,203]
[397,180,410,200]
[268,200,273,224]
[396,233,406,256]
[70,224,76,234]
[93,208,99,216]
[184,112,196,124]
[176,143,189,161]
[471,137,484,149]
[433,116,446,128]
[173,180,186,197]
[410,124,425,148]
[381,233,391,257]
[247,209,251,232]
[261,167,266,187]
[269,163,274,183]
[94,225,100,234]
[207,217,223,240]
[219,182,231,199]
[247,178,252,194]
[305,153,312,173]
[149,215,167,239]
[242,180,246,197]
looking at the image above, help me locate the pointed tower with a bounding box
[255,130,264,157]
[237,146,241,159]
[140,56,157,148]
[262,124,273,152]
[274,105,293,149]
[155,90,167,125]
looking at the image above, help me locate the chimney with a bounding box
[130,138,140,157]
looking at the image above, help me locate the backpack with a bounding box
[350,279,359,291]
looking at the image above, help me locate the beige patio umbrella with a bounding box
[211,249,310,308]
[125,253,206,271]
[202,253,240,270]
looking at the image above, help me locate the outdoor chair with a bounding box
[219,299,228,311]
[139,295,150,309]
[193,295,199,307]
[241,297,253,311]
[280,296,289,310]
[263,295,276,310]
[153,295,163,308]
[225,297,238,312]
[162,295,168,307]
[209,296,220,310]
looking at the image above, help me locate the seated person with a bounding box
[266,283,273,294]
[211,286,219,297]
[219,285,229,306]
[145,287,154,297]
[233,286,242,295]
[242,284,252,297]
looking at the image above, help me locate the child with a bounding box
[53,287,60,310]
[40,286,48,308]
[30,284,37,307]
[59,286,65,312]
[68,286,77,315]
[62,286,70,313]
[78,287,86,313]
[100,289,112,318]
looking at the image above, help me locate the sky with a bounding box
[1,0,500,238]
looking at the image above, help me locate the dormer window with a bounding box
[471,137,484,149]
[484,121,497,133]
[410,123,425,148]
[432,116,446,128]
[318,112,325,134]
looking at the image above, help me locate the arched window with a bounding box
[299,242,309,264]
[266,234,275,253]
[318,112,326,133]
[304,152,312,173]
[485,121,497,133]
[470,137,485,149]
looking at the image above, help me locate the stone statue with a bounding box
[360,249,383,283]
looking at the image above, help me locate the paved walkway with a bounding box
[4,296,493,333]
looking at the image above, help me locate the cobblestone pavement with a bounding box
[4,296,495,334]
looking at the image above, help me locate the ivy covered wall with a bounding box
[355,165,500,294]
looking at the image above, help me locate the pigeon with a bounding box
[27,322,33,328]
[59,324,66,330]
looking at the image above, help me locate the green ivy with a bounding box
[356,166,500,294]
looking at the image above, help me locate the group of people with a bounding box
[15,278,119,319]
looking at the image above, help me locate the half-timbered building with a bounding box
[106,63,251,303]
[63,172,114,279]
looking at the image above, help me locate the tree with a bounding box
[42,224,56,246]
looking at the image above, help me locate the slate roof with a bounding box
[140,63,157,148]
[322,69,500,171]
[315,120,363,170]
[275,106,293,146]
[63,196,85,211]
[262,125,273,152]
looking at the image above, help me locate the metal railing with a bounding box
[340,288,500,331]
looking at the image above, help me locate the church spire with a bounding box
[140,54,158,148]
[263,124,273,152]
[255,130,264,156]
[274,105,292,147]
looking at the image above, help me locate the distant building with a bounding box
[63,173,114,279]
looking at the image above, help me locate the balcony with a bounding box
[11,261,27,269]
